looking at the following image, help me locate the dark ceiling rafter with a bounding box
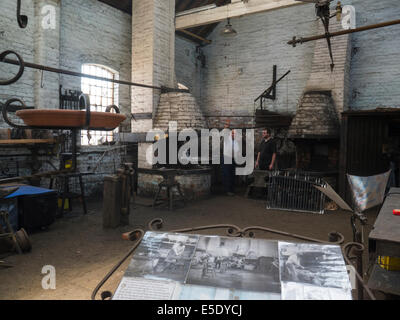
[97,0,231,44]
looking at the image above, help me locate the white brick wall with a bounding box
[200,4,316,119]
[175,36,203,103]
[349,0,400,110]
[199,0,400,120]
[60,0,132,124]
[0,0,132,196]
[1,0,400,195]
[34,0,61,110]
[0,0,36,109]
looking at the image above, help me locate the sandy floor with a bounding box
[0,191,381,300]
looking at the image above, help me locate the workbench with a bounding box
[368,188,400,296]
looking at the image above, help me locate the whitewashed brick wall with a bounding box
[60,0,131,127]
[175,36,203,103]
[200,0,400,125]
[349,0,400,109]
[1,0,400,195]
[0,0,132,197]
[0,0,36,109]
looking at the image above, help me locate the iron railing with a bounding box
[266,171,327,214]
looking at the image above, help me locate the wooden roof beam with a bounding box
[178,29,212,44]
[176,0,306,30]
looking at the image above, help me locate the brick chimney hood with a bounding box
[289,18,352,139]
[154,92,208,131]
[288,91,339,139]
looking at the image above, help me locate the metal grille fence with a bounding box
[266,171,327,214]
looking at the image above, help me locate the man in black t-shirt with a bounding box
[256,128,277,170]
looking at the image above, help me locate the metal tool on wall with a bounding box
[17,0,28,29]
[291,0,343,71]
[288,1,400,71]
[254,65,291,110]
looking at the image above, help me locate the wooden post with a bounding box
[103,175,122,228]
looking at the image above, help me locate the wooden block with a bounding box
[24,129,32,139]
[0,129,11,140]
[103,175,122,229]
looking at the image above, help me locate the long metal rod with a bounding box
[288,19,400,46]
[1,58,176,91]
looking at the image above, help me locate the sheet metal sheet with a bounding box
[347,171,391,212]
[314,183,353,212]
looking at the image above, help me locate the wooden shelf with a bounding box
[0,139,56,145]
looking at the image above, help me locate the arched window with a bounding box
[81,64,119,146]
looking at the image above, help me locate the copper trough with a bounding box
[16,109,126,130]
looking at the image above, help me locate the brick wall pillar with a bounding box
[305,18,352,117]
[131,0,176,168]
[33,0,61,109]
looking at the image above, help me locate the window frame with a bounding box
[80,63,119,146]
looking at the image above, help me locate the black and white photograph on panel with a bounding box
[279,242,352,290]
[280,282,352,300]
[186,236,281,293]
[124,232,199,283]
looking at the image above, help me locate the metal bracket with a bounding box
[131,113,153,121]
[254,65,291,109]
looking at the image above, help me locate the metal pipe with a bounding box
[1,57,180,91]
[288,19,400,46]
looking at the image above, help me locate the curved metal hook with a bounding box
[79,93,91,128]
[17,0,28,29]
[0,50,25,86]
[241,226,345,245]
[343,241,365,261]
[105,105,121,114]
[91,228,145,300]
[148,218,164,231]
[1,98,29,129]
[148,218,242,238]
[342,242,376,300]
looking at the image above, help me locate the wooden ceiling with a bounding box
[98,0,231,44]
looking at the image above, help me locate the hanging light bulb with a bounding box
[221,18,237,36]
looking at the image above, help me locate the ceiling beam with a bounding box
[176,0,307,30]
[178,29,212,44]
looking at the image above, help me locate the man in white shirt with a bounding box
[222,129,240,196]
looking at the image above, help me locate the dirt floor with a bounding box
[0,188,385,300]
